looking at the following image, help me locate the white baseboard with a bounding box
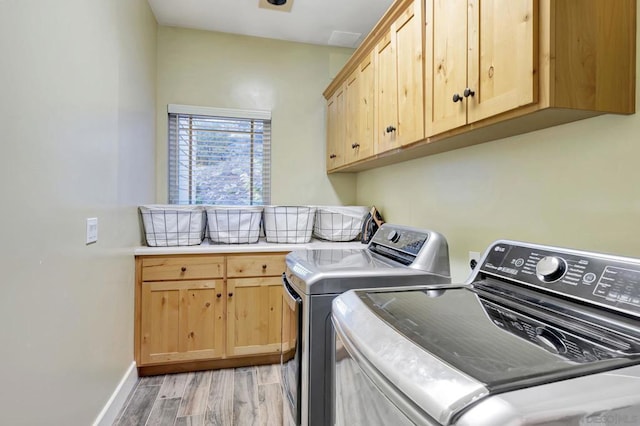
[93,361,138,426]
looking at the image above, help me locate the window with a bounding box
[168,104,271,205]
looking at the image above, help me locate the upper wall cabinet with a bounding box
[376,0,425,154]
[426,0,535,136]
[323,0,636,173]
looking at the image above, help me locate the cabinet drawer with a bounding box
[141,256,224,281]
[227,254,287,278]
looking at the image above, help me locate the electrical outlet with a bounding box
[469,251,480,269]
[86,217,98,244]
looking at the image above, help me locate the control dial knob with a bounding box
[536,256,567,283]
[387,230,401,243]
[535,327,567,354]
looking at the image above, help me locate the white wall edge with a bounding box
[92,362,138,426]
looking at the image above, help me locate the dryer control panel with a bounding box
[367,224,450,278]
[479,241,640,317]
[369,224,430,265]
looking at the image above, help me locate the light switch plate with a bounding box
[86,217,98,244]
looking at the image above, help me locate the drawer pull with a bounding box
[181,266,187,272]
[262,264,268,269]
[228,292,234,297]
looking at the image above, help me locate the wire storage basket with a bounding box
[139,205,206,247]
[263,206,317,243]
[205,206,263,244]
[312,206,369,242]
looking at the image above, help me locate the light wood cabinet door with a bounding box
[326,87,346,171]
[344,69,360,164]
[427,0,535,136]
[426,0,469,136]
[140,280,224,365]
[466,0,535,123]
[376,31,398,154]
[345,53,376,165]
[395,0,424,145]
[377,0,424,153]
[344,70,360,164]
[226,277,284,357]
[357,53,376,159]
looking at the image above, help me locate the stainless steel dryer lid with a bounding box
[285,249,448,295]
[288,248,393,271]
[285,224,451,295]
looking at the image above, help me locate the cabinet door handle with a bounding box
[329,154,337,159]
[385,126,396,133]
[452,93,463,103]
[216,293,222,298]
[464,88,475,98]
[228,292,234,297]
[351,143,360,149]
[180,266,187,272]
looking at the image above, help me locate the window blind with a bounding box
[168,106,271,205]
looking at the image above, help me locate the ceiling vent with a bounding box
[328,31,362,48]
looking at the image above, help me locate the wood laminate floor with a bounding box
[114,365,283,426]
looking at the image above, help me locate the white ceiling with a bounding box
[147,0,395,48]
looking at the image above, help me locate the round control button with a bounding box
[536,256,567,283]
[387,230,400,243]
[583,272,597,284]
[514,258,525,267]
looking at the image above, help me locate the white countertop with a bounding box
[134,238,367,255]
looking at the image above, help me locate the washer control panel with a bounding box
[480,299,630,360]
[479,242,640,316]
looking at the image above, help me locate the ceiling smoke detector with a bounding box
[259,0,293,12]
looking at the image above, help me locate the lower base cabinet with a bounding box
[140,279,225,365]
[227,277,284,357]
[135,252,289,375]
